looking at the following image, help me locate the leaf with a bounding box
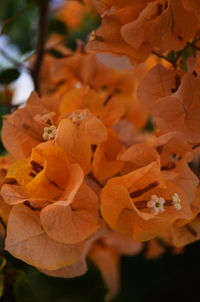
[48,19,68,36]
[13,269,38,302]
[0,68,20,85]
[67,14,100,50]
[48,48,65,58]
[22,261,107,302]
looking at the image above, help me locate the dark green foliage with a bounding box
[48,19,68,36]
[66,13,100,50]
[1,255,108,302]
[0,0,37,53]
[0,69,20,85]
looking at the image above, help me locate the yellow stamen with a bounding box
[43,125,57,141]
[172,193,182,210]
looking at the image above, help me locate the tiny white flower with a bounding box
[43,125,57,140]
[147,195,165,215]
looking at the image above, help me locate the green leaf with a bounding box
[66,13,100,50]
[5,255,107,302]
[22,261,107,302]
[5,268,37,302]
[0,68,20,84]
[48,19,68,36]
[14,272,38,302]
[48,48,65,58]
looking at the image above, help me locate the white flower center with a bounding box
[147,195,165,215]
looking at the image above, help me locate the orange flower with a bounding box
[1,92,61,159]
[154,74,200,144]
[87,0,199,64]
[137,64,183,114]
[138,65,200,143]
[87,1,152,64]
[39,226,107,278]
[38,49,135,97]
[118,142,160,175]
[5,204,84,270]
[101,162,193,241]
[92,128,124,184]
[2,141,84,205]
[59,86,104,117]
[56,109,107,173]
[1,141,102,271]
[154,132,199,201]
[170,186,200,247]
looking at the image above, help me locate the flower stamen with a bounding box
[172,193,182,210]
[69,112,85,125]
[43,125,57,140]
[134,193,182,214]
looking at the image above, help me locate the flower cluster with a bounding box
[1,0,200,300]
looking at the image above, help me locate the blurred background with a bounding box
[0,0,200,301]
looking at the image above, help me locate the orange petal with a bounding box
[93,129,124,183]
[1,184,29,205]
[89,243,120,301]
[5,205,84,270]
[40,183,100,244]
[118,143,160,174]
[137,64,183,113]
[59,86,104,117]
[55,118,92,174]
[39,254,88,278]
[2,92,44,159]
[104,231,143,255]
[6,159,32,188]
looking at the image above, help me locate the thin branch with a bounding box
[1,5,33,35]
[192,143,200,150]
[0,217,6,234]
[31,0,50,94]
[152,50,177,68]
[186,42,200,51]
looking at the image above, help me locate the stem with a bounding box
[152,51,177,69]
[186,42,200,51]
[1,5,32,35]
[192,143,200,150]
[0,217,6,234]
[32,0,50,94]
